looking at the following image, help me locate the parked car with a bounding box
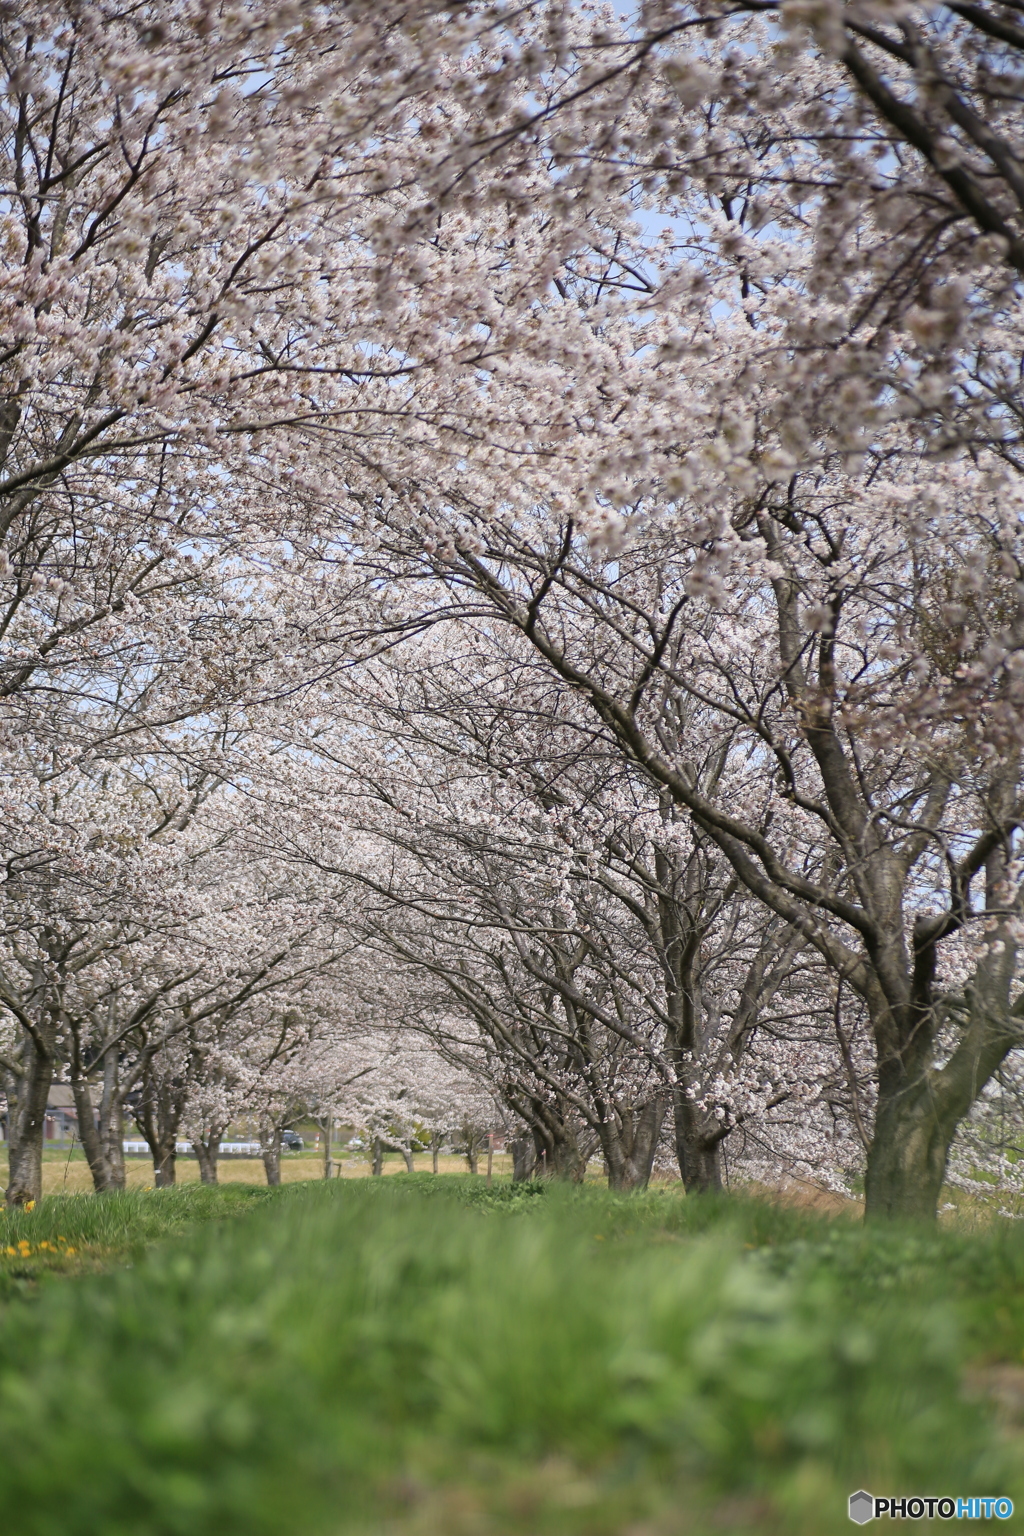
[281,1129,304,1151]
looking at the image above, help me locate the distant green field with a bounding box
[0,1179,1022,1534]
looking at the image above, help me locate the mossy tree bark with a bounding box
[864,915,1024,1220]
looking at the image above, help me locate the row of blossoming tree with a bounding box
[0,0,1022,1218]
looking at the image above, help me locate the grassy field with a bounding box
[0,1178,1023,1535]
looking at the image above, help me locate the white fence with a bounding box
[122,1140,263,1158]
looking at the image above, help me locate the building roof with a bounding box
[46,1086,96,1111]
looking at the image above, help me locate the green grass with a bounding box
[0,1184,276,1292]
[0,1178,1022,1534]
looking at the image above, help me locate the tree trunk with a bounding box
[510,1135,536,1181]
[194,1134,221,1185]
[67,1029,128,1193]
[505,1096,589,1181]
[71,1076,112,1193]
[322,1120,333,1179]
[466,1148,478,1175]
[372,1137,383,1175]
[6,1129,45,1207]
[103,1108,126,1191]
[673,1090,724,1193]
[70,1051,128,1193]
[864,1099,950,1220]
[862,914,1020,1222]
[135,1058,187,1191]
[401,1145,415,1173]
[432,1141,439,1174]
[534,1125,588,1181]
[99,1051,126,1192]
[602,1098,666,1191]
[262,1126,282,1186]
[864,1052,981,1222]
[4,1046,56,1205]
[153,1140,177,1187]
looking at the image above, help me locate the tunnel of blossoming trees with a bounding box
[0,0,1022,1223]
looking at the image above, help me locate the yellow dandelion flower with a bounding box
[4,1246,15,1256]
[24,1201,35,1212]
[63,1246,76,1256]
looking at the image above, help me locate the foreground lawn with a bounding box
[1,1179,1023,1534]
